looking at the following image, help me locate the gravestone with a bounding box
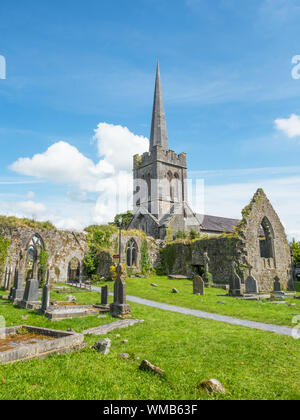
[203,252,212,286]
[10,268,25,302]
[20,278,39,308]
[101,285,109,306]
[109,265,131,318]
[193,275,205,296]
[41,270,50,313]
[229,261,242,297]
[274,276,282,292]
[245,275,258,294]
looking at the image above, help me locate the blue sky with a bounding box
[1,0,300,237]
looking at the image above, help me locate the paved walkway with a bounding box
[69,283,295,338]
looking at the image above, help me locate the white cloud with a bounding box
[10,141,115,192]
[94,123,149,172]
[275,114,300,138]
[9,123,149,228]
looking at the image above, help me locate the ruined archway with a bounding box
[259,216,275,260]
[68,257,80,282]
[26,234,44,282]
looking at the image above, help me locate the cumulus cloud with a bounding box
[94,123,149,172]
[275,114,300,138]
[9,123,149,228]
[10,141,115,192]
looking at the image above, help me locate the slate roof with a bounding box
[197,214,240,234]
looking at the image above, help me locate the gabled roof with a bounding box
[198,214,239,233]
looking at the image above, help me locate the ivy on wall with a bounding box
[141,240,151,275]
[39,249,49,287]
[0,235,10,282]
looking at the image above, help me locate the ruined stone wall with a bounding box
[96,233,160,278]
[160,236,245,283]
[237,190,292,291]
[0,226,88,285]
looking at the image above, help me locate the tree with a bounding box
[291,239,300,266]
[114,211,134,229]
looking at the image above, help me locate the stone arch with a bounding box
[126,238,138,267]
[26,233,45,281]
[68,257,81,282]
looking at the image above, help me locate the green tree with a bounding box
[114,211,134,228]
[0,235,10,282]
[291,239,300,265]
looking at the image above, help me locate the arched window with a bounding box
[26,234,44,282]
[27,234,44,267]
[259,217,275,259]
[126,239,138,267]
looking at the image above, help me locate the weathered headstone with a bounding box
[20,278,39,308]
[229,261,242,297]
[10,268,25,302]
[193,275,205,296]
[274,276,282,292]
[245,275,258,294]
[109,265,131,318]
[41,270,50,313]
[101,285,109,306]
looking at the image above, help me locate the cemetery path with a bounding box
[71,284,295,338]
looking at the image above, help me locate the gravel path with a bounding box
[69,283,295,338]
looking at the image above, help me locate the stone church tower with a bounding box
[128,63,201,239]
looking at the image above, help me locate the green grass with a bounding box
[112,276,300,328]
[0,291,300,400]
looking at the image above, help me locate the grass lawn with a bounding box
[101,276,300,328]
[0,290,300,400]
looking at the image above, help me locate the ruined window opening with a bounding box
[259,217,275,260]
[68,258,80,282]
[126,239,138,267]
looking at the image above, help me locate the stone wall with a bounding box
[96,233,160,278]
[0,226,88,285]
[160,236,245,284]
[236,189,293,291]
[160,190,293,292]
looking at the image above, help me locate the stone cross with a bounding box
[109,265,131,318]
[114,265,126,305]
[193,275,205,296]
[41,270,50,313]
[101,285,109,306]
[274,276,282,292]
[230,261,242,297]
[203,252,211,284]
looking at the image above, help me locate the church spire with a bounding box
[150,61,169,151]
